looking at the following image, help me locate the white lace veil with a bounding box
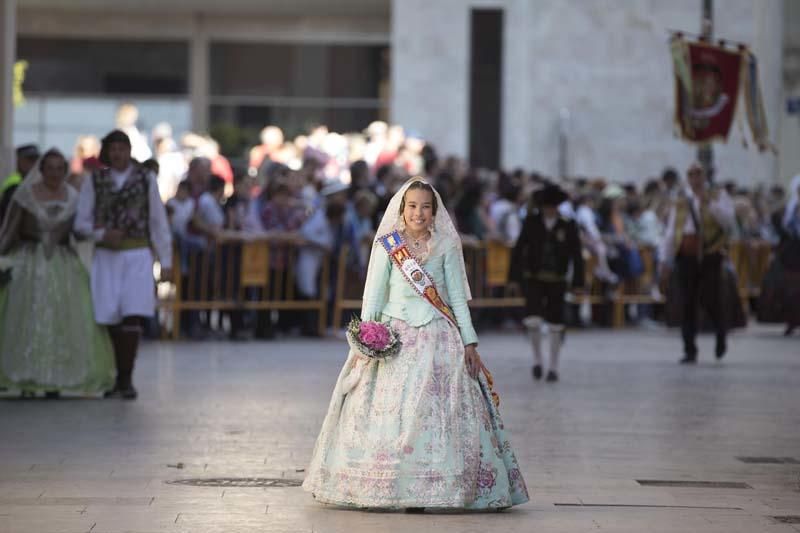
[0,149,77,237]
[369,176,471,301]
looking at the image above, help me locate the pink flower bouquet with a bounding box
[346,317,401,360]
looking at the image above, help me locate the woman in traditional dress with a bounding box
[759,174,800,335]
[303,177,529,511]
[0,149,114,397]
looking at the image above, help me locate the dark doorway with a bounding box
[469,9,503,169]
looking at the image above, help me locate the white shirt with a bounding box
[296,208,334,298]
[157,151,188,202]
[632,209,663,248]
[167,197,195,237]
[488,199,522,244]
[75,164,173,269]
[575,204,601,241]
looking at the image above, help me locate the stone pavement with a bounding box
[1,325,799,533]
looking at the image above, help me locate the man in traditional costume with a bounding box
[660,162,735,364]
[75,130,172,399]
[510,184,584,383]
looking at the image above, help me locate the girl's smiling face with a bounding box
[402,188,434,234]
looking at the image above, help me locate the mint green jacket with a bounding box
[360,242,479,346]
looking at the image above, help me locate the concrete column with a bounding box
[0,0,16,179]
[189,14,209,134]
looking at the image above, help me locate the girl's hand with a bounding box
[464,344,484,379]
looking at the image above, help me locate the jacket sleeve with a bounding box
[360,241,391,322]
[568,221,585,289]
[444,245,479,346]
[508,217,529,284]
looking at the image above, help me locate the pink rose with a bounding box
[359,321,391,350]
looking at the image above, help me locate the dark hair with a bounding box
[399,180,438,216]
[661,167,679,184]
[99,129,131,166]
[643,179,661,196]
[626,199,642,216]
[769,185,785,197]
[142,158,159,174]
[38,148,68,174]
[499,179,522,203]
[350,160,369,183]
[209,175,226,193]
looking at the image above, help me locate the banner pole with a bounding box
[697,0,714,181]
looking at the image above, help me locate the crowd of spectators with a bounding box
[6,103,792,339]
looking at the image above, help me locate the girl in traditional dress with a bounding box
[0,149,114,397]
[303,177,528,511]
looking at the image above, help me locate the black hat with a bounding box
[15,144,40,160]
[533,184,568,207]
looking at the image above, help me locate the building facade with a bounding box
[392,0,790,185]
[2,0,796,185]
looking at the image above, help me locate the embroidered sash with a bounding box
[379,230,500,407]
[379,230,458,328]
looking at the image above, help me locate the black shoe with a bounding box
[120,386,138,400]
[679,355,697,365]
[103,384,121,398]
[44,391,60,399]
[545,370,559,382]
[715,342,727,360]
[405,507,425,513]
[532,365,543,380]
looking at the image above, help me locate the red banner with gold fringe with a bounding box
[672,38,743,144]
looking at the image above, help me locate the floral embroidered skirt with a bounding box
[302,317,529,509]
